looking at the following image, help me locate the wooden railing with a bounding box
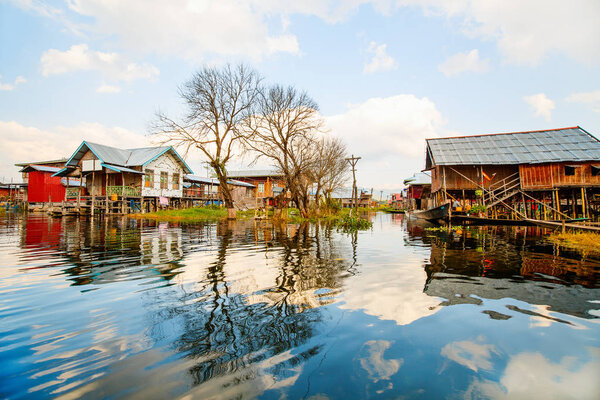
[66,188,79,198]
[107,186,141,197]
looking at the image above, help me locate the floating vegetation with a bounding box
[335,214,373,231]
[425,225,464,232]
[548,231,600,254]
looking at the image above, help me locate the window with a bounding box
[145,169,154,187]
[258,182,264,193]
[564,166,577,176]
[172,173,180,190]
[160,171,168,189]
[592,165,600,177]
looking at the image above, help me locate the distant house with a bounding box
[183,175,255,208]
[14,158,69,203]
[403,172,432,211]
[330,188,373,208]
[226,170,285,200]
[54,141,193,213]
[425,126,600,220]
[18,165,82,203]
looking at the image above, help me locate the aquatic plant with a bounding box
[548,231,600,254]
[335,214,373,231]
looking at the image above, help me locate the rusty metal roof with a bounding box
[426,126,600,168]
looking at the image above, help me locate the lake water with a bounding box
[1,213,599,399]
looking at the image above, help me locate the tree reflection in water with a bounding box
[144,219,353,390]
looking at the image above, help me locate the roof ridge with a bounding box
[426,126,581,141]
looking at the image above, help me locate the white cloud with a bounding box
[41,44,159,82]
[338,249,442,325]
[359,340,403,383]
[523,93,555,121]
[96,83,121,94]
[0,120,150,182]
[326,94,446,188]
[65,0,300,61]
[465,350,600,400]
[397,0,600,66]
[15,1,599,65]
[438,49,489,76]
[441,339,499,372]
[0,75,27,91]
[566,90,600,113]
[363,41,398,74]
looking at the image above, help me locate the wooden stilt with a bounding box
[91,171,95,217]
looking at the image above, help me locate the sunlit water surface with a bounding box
[1,213,599,399]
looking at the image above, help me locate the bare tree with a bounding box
[320,138,350,209]
[242,85,324,218]
[153,64,261,217]
[310,136,349,209]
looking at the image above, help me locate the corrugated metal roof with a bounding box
[229,179,255,188]
[184,175,220,185]
[14,158,68,167]
[426,127,600,167]
[19,165,61,173]
[403,172,431,186]
[226,170,282,178]
[101,163,145,174]
[183,175,255,188]
[65,141,193,173]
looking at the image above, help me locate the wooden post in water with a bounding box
[121,172,125,214]
[91,171,95,217]
[345,155,361,216]
[77,167,81,213]
[581,187,586,219]
[105,173,109,215]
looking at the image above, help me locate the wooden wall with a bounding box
[431,165,518,192]
[520,162,600,189]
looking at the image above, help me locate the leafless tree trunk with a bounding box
[310,136,348,212]
[152,64,261,217]
[242,85,324,218]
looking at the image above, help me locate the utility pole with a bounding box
[345,154,361,216]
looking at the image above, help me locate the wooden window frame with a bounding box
[172,173,180,190]
[160,171,168,189]
[145,169,154,188]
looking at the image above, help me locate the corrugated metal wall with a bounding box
[28,171,66,202]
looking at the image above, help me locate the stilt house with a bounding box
[182,175,256,208]
[54,141,193,214]
[425,126,600,221]
[403,172,432,211]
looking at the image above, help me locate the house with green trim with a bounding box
[54,141,193,213]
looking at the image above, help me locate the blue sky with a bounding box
[1,0,599,194]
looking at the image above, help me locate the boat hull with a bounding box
[407,204,449,222]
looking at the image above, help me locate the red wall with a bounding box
[28,170,66,202]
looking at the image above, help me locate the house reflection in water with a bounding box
[406,221,600,320]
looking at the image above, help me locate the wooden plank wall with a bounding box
[520,162,600,189]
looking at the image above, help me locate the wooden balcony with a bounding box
[107,186,142,197]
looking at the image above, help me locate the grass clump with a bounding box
[131,205,228,221]
[335,214,373,231]
[548,231,600,254]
